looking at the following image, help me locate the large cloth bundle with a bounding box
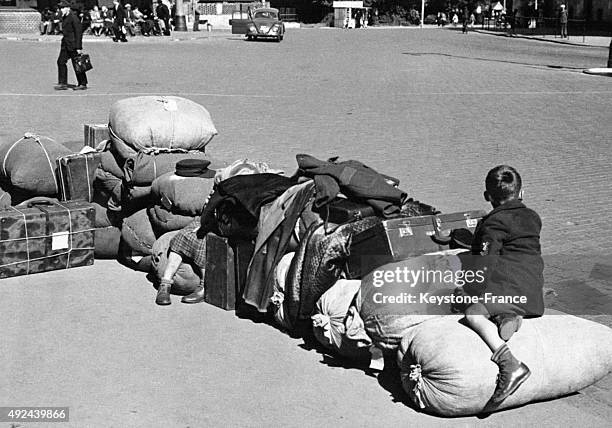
[147,204,196,236]
[120,208,156,256]
[123,151,212,187]
[151,171,215,216]
[0,133,71,195]
[108,96,217,154]
[151,231,201,295]
[311,279,372,360]
[359,251,463,352]
[0,185,11,209]
[94,226,121,259]
[397,313,612,416]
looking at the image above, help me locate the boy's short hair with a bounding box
[485,165,522,203]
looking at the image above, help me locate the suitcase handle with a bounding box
[16,196,58,208]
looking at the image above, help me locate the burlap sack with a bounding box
[108,96,217,152]
[147,204,196,237]
[151,231,201,295]
[0,133,71,195]
[120,208,156,256]
[397,311,612,416]
[151,172,215,216]
[94,226,121,259]
[123,151,211,187]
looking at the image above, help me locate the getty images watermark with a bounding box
[368,261,530,307]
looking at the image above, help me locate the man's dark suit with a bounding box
[113,3,128,42]
[57,10,87,86]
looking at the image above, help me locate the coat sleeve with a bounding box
[74,15,83,50]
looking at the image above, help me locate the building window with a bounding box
[0,0,18,6]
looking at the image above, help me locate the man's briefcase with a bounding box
[72,53,93,73]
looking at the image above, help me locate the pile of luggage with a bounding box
[1,96,611,417]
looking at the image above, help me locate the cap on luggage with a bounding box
[58,1,71,8]
[175,159,215,178]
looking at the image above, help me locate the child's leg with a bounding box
[464,303,505,352]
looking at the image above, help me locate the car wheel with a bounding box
[247,35,253,41]
[275,36,281,42]
[279,35,284,41]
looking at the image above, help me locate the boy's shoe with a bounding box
[181,285,205,304]
[155,282,172,306]
[483,343,531,413]
[495,314,523,341]
[54,84,69,90]
[72,85,87,91]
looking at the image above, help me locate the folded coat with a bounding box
[296,154,406,217]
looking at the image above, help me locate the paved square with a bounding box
[1,28,611,426]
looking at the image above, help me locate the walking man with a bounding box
[112,0,128,42]
[559,4,568,38]
[55,1,87,91]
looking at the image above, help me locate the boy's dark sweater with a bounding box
[461,199,544,317]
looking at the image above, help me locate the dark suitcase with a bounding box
[83,124,109,148]
[57,152,102,202]
[433,210,486,240]
[314,198,376,224]
[347,215,439,278]
[0,200,95,279]
[204,233,255,311]
[347,210,487,278]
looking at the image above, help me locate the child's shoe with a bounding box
[483,343,531,413]
[495,314,523,341]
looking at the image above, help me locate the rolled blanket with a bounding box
[0,183,12,209]
[99,147,124,178]
[108,96,217,152]
[94,226,121,259]
[0,133,71,195]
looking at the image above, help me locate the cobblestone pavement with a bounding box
[0,28,611,426]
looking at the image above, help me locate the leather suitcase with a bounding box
[347,210,487,278]
[84,123,109,148]
[433,210,486,239]
[347,215,439,278]
[204,233,254,311]
[0,200,95,279]
[314,198,376,224]
[57,152,102,202]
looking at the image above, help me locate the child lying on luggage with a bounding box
[456,165,544,413]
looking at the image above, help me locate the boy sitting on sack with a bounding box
[454,165,544,413]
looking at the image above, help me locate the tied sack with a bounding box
[151,171,215,216]
[0,133,71,195]
[311,279,372,360]
[151,231,201,295]
[397,312,612,417]
[359,250,464,352]
[108,96,217,155]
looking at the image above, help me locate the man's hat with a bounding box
[58,1,71,8]
[175,159,215,178]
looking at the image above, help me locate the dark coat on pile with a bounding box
[197,173,296,239]
[461,199,544,317]
[295,154,406,217]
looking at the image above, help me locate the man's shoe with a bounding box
[155,283,172,306]
[496,314,523,341]
[483,344,531,413]
[72,85,87,91]
[181,285,205,304]
[120,39,128,42]
[54,84,69,90]
[112,38,118,42]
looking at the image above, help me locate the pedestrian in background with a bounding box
[112,0,128,42]
[155,0,171,35]
[55,1,88,91]
[559,4,568,38]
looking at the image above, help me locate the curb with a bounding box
[473,29,607,48]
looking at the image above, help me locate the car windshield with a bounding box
[253,11,277,19]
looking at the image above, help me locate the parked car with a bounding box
[245,8,285,42]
